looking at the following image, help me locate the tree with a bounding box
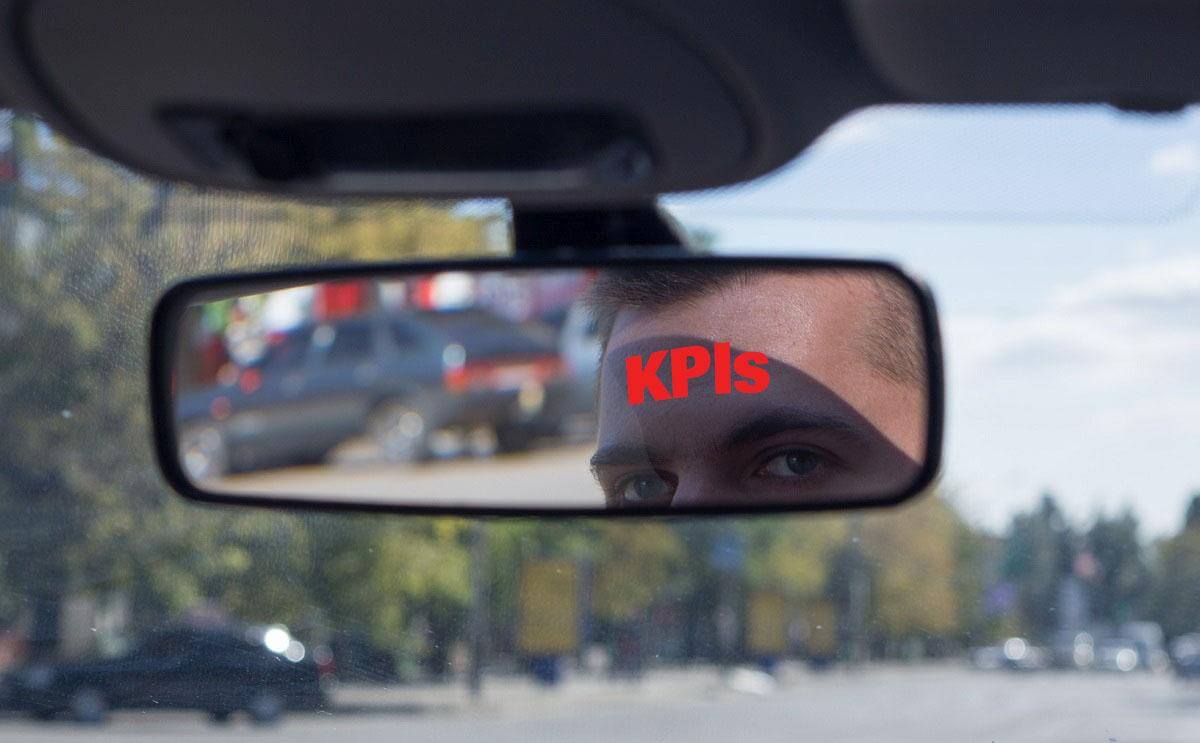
[1085,510,1149,626]
[1001,493,1075,639]
[744,516,846,600]
[0,113,491,664]
[951,523,1006,646]
[590,522,685,624]
[0,115,97,655]
[1152,530,1200,638]
[1184,493,1200,531]
[861,493,964,647]
[1151,496,1200,638]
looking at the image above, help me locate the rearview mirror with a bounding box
[150,257,943,515]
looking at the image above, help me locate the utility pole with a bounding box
[466,521,488,699]
[710,526,745,672]
[845,515,869,667]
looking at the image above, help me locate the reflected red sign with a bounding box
[625,342,769,405]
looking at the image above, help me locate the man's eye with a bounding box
[617,473,675,505]
[758,449,824,479]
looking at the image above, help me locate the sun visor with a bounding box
[846,0,1200,110]
[5,0,767,200]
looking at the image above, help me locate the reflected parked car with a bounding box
[3,624,327,724]
[176,307,569,479]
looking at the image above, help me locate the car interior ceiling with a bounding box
[2,1,1199,205]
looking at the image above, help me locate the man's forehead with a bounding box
[593,335,881,460]
[607,272,870,354]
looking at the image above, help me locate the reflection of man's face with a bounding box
[591,272,926,508]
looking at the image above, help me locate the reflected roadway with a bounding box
[213,444,605,508]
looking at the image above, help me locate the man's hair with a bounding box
[584,266,927,388]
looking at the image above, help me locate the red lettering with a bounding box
[733,351,770,394]
[625,350,671,405]
[624,344,770,404]
[713,341,732,395]
[670,345,712,399]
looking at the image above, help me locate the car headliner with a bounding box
[1,1,1198,201]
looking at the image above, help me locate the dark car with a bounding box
[3,625,327,724]
[176,307,569,479]
[1170,634,1200,680]
[327,631,400,684]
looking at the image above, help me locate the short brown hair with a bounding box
[585,265,927,388]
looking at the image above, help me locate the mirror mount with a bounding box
[511,203,690,256]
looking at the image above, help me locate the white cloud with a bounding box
[1051,254,1200,313]
[948,255,1200,387]
[940,254,1200,534]
[1149,142,1200,176]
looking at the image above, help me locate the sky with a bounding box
[662,105,1200,536]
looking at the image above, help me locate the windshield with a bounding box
[3,105,1200,741]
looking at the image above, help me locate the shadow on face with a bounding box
[593,335,926,509]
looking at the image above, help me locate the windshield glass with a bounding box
[4,105,1200,742]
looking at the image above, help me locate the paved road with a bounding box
[215,443,605,508]
[6,664,1200,742]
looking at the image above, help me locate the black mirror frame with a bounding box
[150,254,944,518]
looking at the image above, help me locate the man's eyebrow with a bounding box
[719,411,874,452]
[589,443,670,471]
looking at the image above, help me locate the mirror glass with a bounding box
[166,263,935,511]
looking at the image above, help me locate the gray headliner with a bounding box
[0,0,1195,200]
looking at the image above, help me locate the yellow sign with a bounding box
[517,560,579,655]
[746,592,789,655]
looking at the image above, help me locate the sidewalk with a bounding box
[330,660,850,717]
[331,665,729,716]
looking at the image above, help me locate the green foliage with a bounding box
[950,520,1005,645]
[1001,493,1075,638]
[1184,493,1200,531]
[743,517,846,599]
[0,116,491,660]
[862,494,965,640]
[590,522,686,622]
[1086,510,1149,626]
[1152,523,1200,638]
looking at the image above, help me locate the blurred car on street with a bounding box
[3,624,327,724]
[327,631,400,684]
[969,638,1049,671]
[1120,621,1170,672]
[1169,634,1200,680]
[1094,638,1141,673]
